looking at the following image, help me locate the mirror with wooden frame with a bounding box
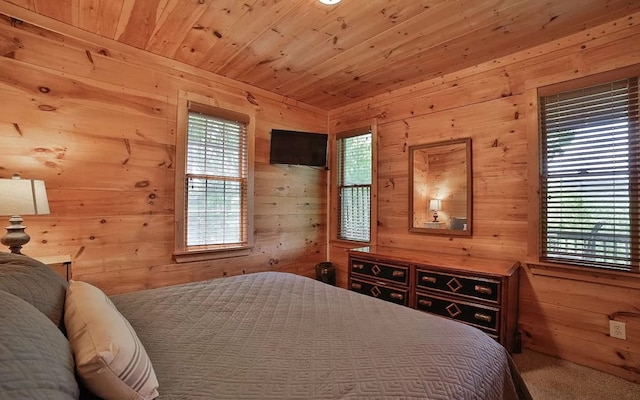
[409,138,472,236]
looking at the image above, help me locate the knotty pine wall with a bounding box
[329,12,640,382]
[0,12,327,294]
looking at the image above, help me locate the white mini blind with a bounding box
[540,77,639,271]
[337,132,372,242]
[186,110,248,247]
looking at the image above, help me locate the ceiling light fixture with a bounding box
[319,0,341,5]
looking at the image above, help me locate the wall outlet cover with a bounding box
[609,320,626,340]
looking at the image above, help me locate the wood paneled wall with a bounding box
[0,10,328,294]
[329,12,640,382]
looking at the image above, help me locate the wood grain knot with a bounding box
[246,92,259,105]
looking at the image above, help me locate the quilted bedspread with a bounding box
[111,272,530,399]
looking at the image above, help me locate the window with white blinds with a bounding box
[539,77,639,272]
[337,131,372,242]
[185,110,248,248]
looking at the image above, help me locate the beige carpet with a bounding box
[513,349,640,400]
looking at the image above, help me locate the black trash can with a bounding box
[315,262,336,286]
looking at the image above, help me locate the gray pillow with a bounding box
[0,289,79,399]
[0,252,68,328]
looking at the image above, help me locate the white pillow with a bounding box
[64,280,159,400]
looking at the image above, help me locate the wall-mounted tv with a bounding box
[269,129,328,167]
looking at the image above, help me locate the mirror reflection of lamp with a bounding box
[429,199,441,222]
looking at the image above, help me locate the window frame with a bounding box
[527,66,640,277]
[330,122,377,246]
[174,91,255,263]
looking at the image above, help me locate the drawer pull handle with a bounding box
[474,313,492,323]
[421,276,437,284]
[351,283,362,290]
[475,285,492,295]
[353,263,364,270]
[392,270,405,278]
[390,293,404,300]
[418,299,432,307]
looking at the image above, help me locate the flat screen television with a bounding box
[269,129,328,167]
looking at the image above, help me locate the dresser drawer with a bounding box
[350,278,409,306]
[416,268,500,303]
[351,258,409,286]
[415,292,500,333]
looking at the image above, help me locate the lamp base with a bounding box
[432,211,439,223]
[1,215,30,254]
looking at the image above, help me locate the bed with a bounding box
[0,252,531,399]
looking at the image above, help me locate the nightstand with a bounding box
[424,221,446,229]
[35,255,72,281]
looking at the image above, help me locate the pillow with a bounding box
[64,280,159,400]
[0,289,79,399]
[0,252,68,328]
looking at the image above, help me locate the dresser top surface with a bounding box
[348,246,520,277]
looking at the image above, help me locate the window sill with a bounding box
[330,239,370,249]
[525,260,640,290]
[174,246,252,263]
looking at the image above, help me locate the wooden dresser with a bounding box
[348,246,521,353]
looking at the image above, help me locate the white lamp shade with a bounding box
[429,199,441,211]
[319,0,341,4]
[0,177,50,216]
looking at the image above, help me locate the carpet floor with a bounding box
[512,349,640,399]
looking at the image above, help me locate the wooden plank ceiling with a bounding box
[5,0,640,110]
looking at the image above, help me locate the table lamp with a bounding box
[0,174,50,254]
[429,199,441,222]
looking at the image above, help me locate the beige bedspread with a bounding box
[111,272,531,399]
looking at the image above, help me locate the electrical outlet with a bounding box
[610,320,626,340]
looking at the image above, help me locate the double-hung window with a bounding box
[175,92,254,262]
[337,129,372,242]
[539,76,639,272]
